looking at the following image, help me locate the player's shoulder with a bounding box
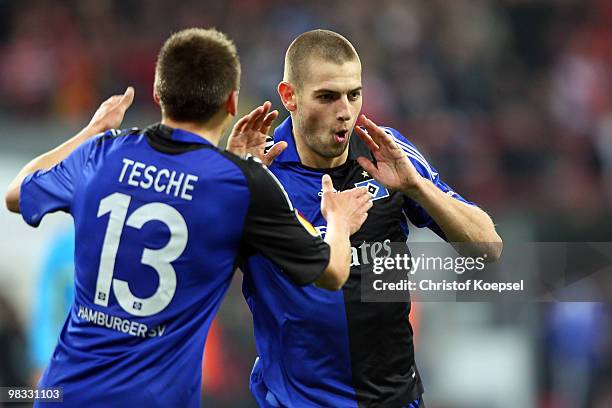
[93,127,142,147]
[379,125,438,180]
[378,125,428,163]
[54,128,141,169]
[216,151,269,179]
[379,126,419,150]
[217,152,283,191]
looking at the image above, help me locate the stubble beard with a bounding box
[306,132,349,159]
[294,113,350,161]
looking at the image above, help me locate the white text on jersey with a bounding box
[118,158,198,200]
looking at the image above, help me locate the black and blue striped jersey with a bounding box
[244,117,474,408]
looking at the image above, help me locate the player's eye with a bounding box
[318,94,334,101]
[349,91,362,101]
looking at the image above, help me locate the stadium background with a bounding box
[0,0,611,407]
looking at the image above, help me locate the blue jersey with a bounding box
[244,117,474,407]
[20,123,330,407]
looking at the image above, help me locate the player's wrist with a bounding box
[401,177,428,200]
[325,214,351,236]
[84,121,107,137]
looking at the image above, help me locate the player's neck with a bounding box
[161,115,228,146]
[293,133,349,169]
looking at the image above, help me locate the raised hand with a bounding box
[5,87,136,213]
[88,87,135,133]
[227,101,287,165]
[354,114,422,196]
[320,174,372,235]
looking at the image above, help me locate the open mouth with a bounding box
[334,130,348,143]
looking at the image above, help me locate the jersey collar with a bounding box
[148,122,216,146]
[273,116,373,165]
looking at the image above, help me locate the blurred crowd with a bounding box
[1,1,612,407]
[1,0,611,219]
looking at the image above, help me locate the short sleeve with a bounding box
[241,158,330,286]
[19,135,99,227]
[381,127,476,237]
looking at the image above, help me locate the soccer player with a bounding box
[4,28,372,407]
[229,29,503,407]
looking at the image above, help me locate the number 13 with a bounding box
[94,192,188,317]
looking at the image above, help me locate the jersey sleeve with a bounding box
[19,134,100,227]
[241,158,330,286]
[381,127,476,238]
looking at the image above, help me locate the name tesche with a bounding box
[119,158,198,200]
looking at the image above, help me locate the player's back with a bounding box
[33,124,252,407]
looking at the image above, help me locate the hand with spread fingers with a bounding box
[354,114,423,197]
[227,101,287,165]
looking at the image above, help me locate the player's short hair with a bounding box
[284,29,359,89]
[154,28,240,123]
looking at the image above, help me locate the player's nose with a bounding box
[336,96,352,122]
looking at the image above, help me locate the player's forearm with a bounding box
[4,124,103,213]
[406,179,503,261]
[316,216,352,290]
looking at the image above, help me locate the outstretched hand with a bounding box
[5,86,136,214]
[88,86,135,133]
[227,101,287,166]
[354,114,423,196]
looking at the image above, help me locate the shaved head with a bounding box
[278,30,363,168]
[284,29,360,89]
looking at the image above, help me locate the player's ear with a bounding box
[153,86,161,107]
[278,81,297,112]
[225,90,238,116]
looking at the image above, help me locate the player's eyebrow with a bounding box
[313,86,363,94]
